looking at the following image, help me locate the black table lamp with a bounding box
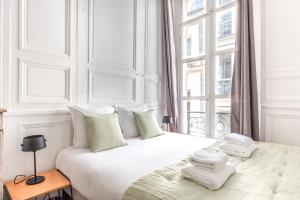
[21,135,47,185]
[162,116,172,131]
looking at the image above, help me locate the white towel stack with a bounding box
[220,133,257,158]
[181,149,236,190]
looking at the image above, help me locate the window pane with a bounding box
[216,7,236,51]
[216,0,233,8]
[183,0,206,21]
[183,60,205,97]
[215,98,231,138]
[182,100,206,136]
[182,19,206,58]
[215,53,234,96]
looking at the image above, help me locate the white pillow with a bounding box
[115,104,148,138]
[93,106,115,114]
[68,106,115,148]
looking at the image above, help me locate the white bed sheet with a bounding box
[56,132,216,200]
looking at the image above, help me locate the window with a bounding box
[217,11,232,39]
[186,38,192,56]
[220,54,231,79]
[183,0,206,21]
[182,20,205,58]
[215,53,233,96]
[216,0,233,8]
[180,0,237,138]
[187,0,205,16]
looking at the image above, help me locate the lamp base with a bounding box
[26,176,45,185]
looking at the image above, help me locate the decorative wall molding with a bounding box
[4,109,70,117]
[19,0,71,57]
[19,60,71,104]
[2,0,164,182]
[88,0,137,72]
[264,72,300,102]
[88,69,137,104]
[144,0,163,108]
[262,104,300,110]
[18,120,72,174]
[264,0,300,73]
[145,78,162,106]
[261,1,300,147]
[264,111,300,147]
[145,0,162,78]
[18,120,72,146]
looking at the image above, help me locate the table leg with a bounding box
[3,185,11,200]
[70,185,73,199]
[58,189,61,200]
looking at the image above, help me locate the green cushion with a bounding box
[133,111,163,139]
[84,112,126,152]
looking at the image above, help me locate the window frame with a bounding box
[176,0,237,137]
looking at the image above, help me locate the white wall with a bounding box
[261,0,300,146]
[0,0,164,181]
[252,0,262,138]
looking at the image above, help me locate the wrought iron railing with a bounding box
[187,111,206,135]
[215,112,230,137]
[187,111,230,136]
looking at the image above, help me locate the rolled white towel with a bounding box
[181,162,236,190]
[189,149,228,171]
[224,133,253,147]
[220,142,257,158]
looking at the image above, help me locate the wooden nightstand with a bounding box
[3,169,73,200]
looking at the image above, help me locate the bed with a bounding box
[57,132,300,200]
[123,142,300,200]
[56,132,216,200]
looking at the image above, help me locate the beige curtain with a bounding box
[231,0,259,140]
[162,0,179,132]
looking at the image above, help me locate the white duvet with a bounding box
[56,132,216,200]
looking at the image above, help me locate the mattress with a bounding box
[123,142,300,200]
[56,132,216,200]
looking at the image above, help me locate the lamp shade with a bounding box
[162,116,172,124]
[21,135,46,152]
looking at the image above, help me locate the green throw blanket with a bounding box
[123,142,300,200]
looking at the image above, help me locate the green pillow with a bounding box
[84,112,126,152]
[133,111,163,139]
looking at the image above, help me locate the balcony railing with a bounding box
[187,111,230,137]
